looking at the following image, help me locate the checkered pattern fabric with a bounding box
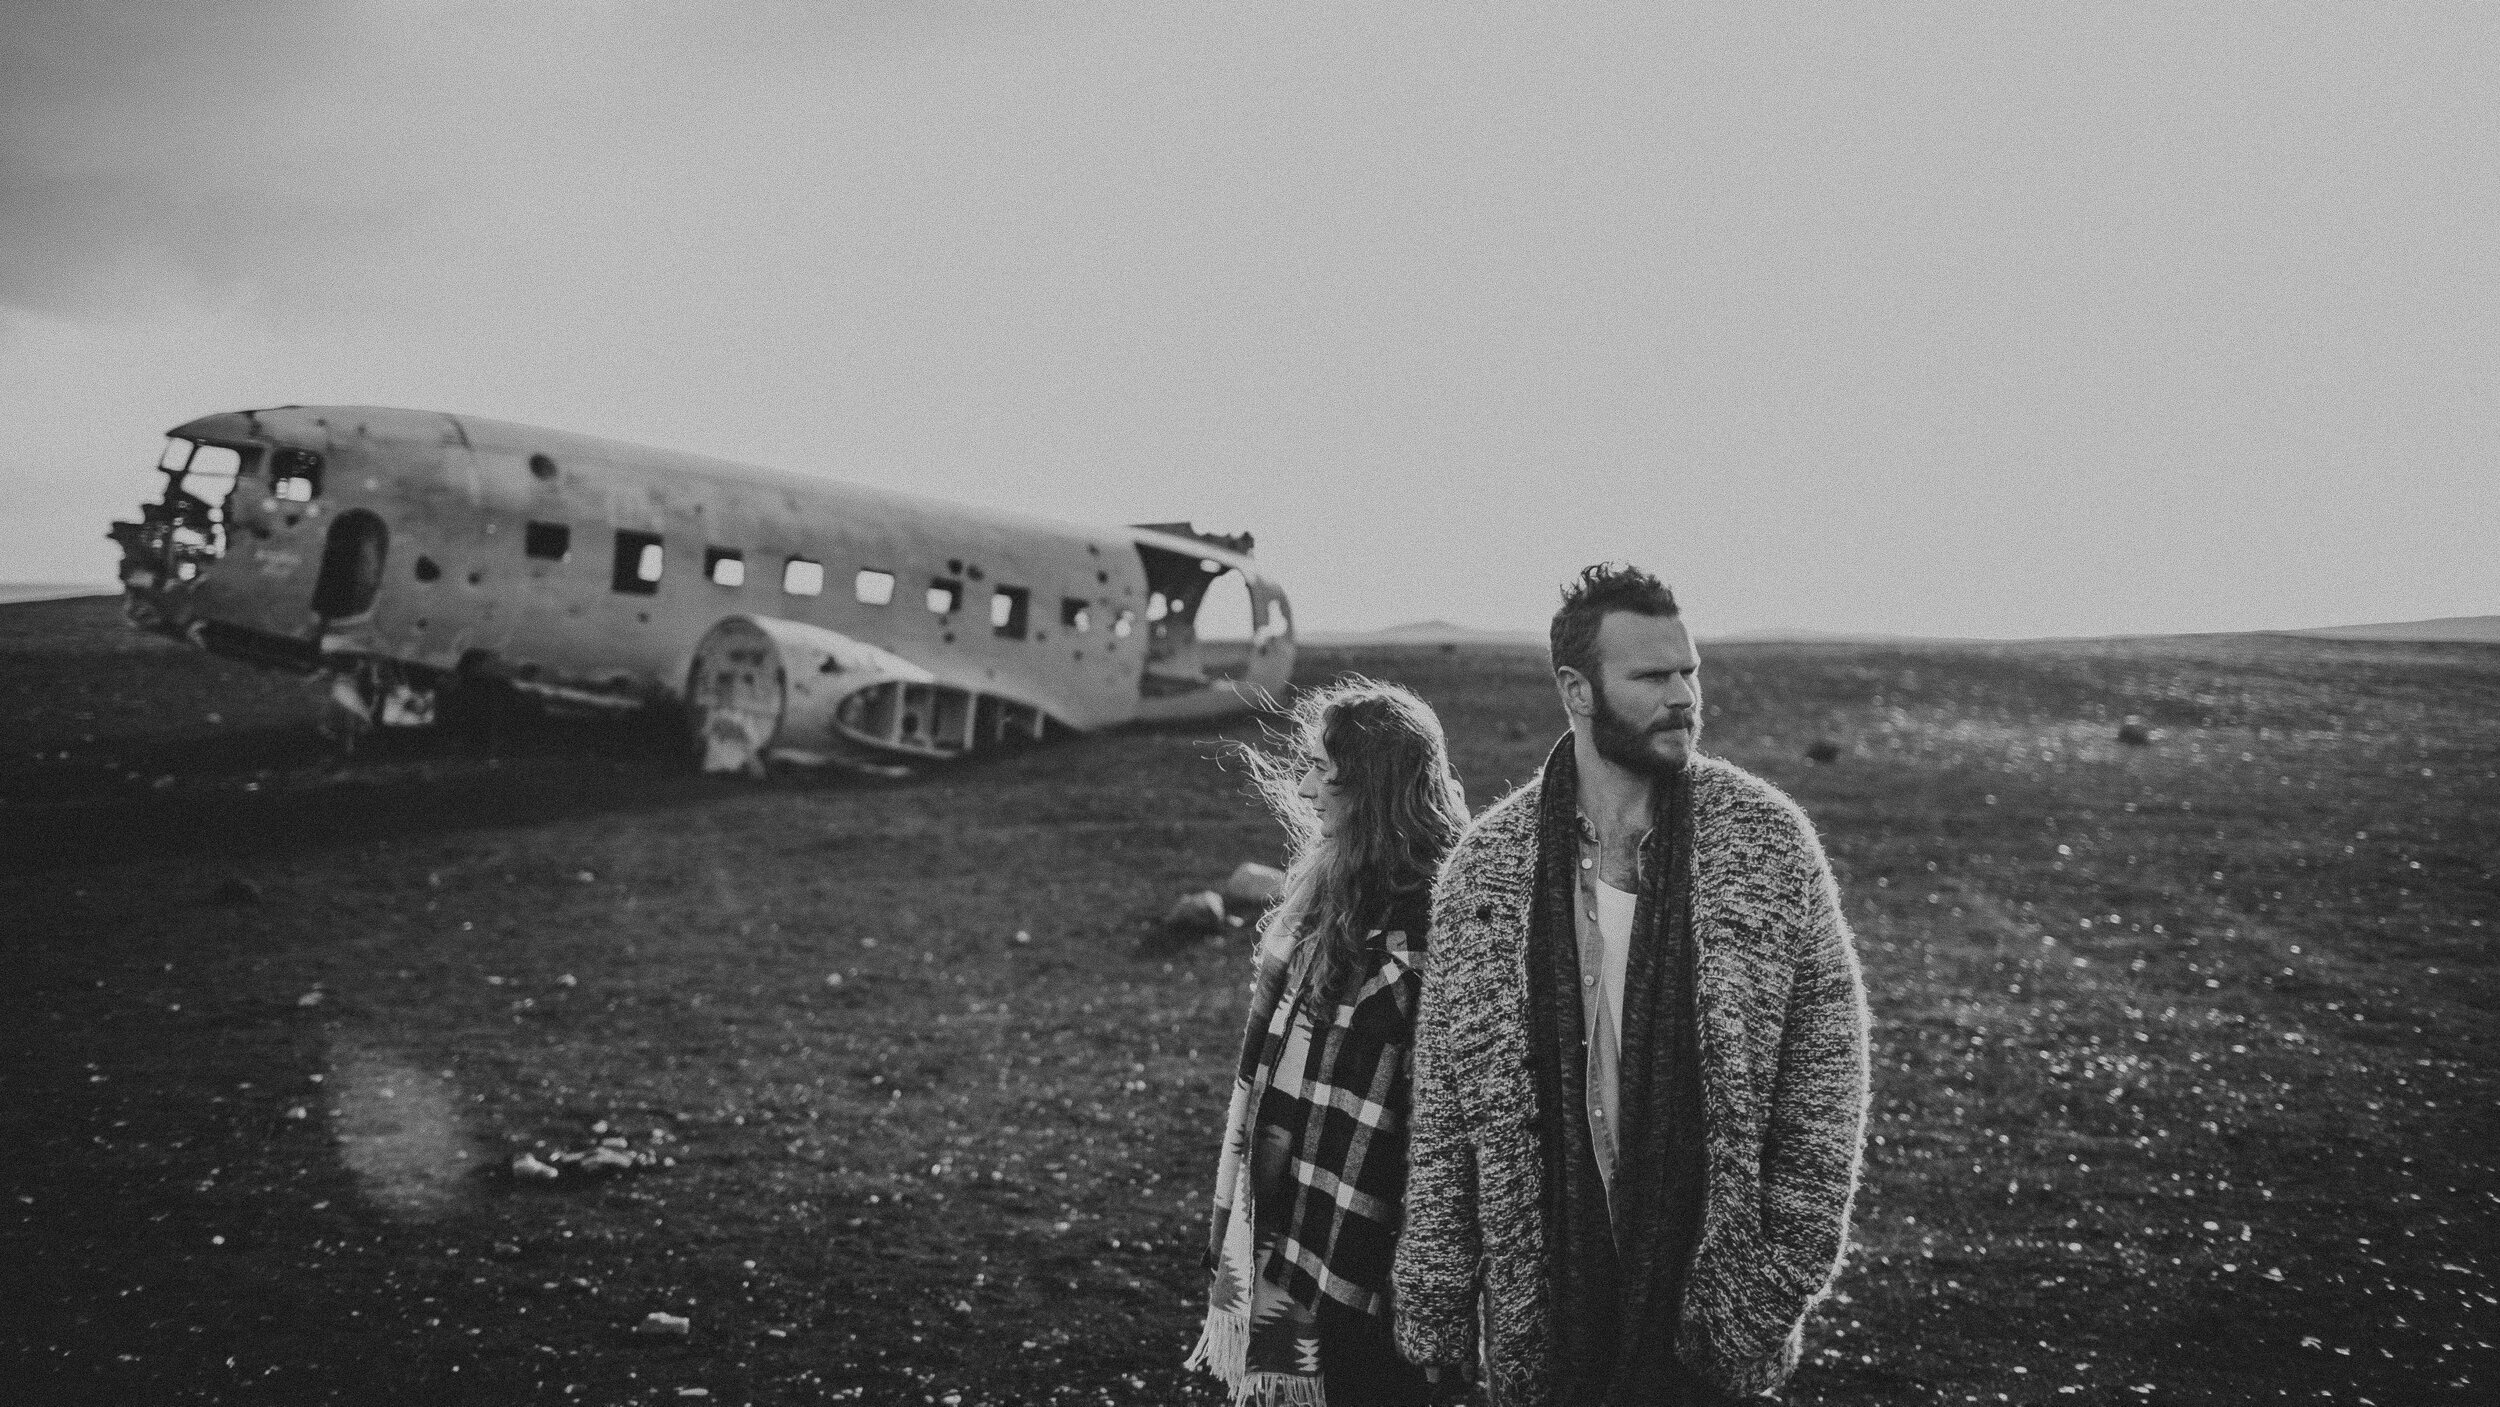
[1254,906,1424,1317]
[1187,892,1429,1405]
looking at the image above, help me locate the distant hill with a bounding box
[2276,615,2500,644]
[1302,614,2500,649]
[1303,620,1929,647]
[0,583,115,606]
[1299,620,1543,647]
[1702,629,1926,645]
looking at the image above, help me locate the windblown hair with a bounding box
[1550,561,1679,683]
[1237,678,1470,1012]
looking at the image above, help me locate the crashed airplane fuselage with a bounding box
[111,406,1295,769]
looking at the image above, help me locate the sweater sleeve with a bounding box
[1759,820,1873,1304]
[1391,925,1482,1368]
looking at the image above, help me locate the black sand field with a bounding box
[3,594,2494,1405]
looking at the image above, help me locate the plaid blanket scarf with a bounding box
[1186,891,1429,1406]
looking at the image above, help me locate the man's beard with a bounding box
[1588,678,1696,778]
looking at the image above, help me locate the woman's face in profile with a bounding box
[1296,740,1348,840]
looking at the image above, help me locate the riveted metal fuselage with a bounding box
[112,405,1294,752]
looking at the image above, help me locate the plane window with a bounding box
[1061,598,1091,633]
[525,522,570,560]
[783,558,825,596]
[529,453,558,481]
[271,448,321,501]
[706,548,745,587]
[190,445,242,478]
[990,585,1030,639]
[611,530,663,595]
[1113,609,1135,638]
[852,568,892,605]
[157,442,244,534]
[926,578,961,615]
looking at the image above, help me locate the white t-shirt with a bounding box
[1592,878,1637,1051]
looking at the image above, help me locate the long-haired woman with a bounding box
[1186,678,1471,1406]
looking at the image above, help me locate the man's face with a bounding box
[1580,612,1702,776]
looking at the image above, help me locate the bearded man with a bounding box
[1392,563,1871,1405]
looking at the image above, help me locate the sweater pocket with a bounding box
[1679,1223,1813,1386]
[1696,943,1769,1155]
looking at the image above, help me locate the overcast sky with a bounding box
[4,2,2493,637]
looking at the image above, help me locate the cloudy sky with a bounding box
[4,2,2493,637]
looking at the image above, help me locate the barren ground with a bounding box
[3,594,2494,1405]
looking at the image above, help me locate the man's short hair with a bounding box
[1550,562,1679,681]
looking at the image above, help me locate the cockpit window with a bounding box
[148,440,254,554]
[160,440,244,484]
[120,438,259,587]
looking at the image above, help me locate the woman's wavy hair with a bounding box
[1236,677,1470,1012]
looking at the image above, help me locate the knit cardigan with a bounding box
[1390,754,1872,1403]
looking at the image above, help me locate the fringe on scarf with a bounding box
[1184,1309,1328,1407]
[1236,1372,1327,1406]
[1183,1306,1246,1385]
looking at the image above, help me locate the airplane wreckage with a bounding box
[110,406,1295,772]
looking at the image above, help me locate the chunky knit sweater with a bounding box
[1391,754,1872,1402]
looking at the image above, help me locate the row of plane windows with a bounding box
[524,521,1134,640]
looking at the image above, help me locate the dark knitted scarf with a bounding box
[1523,736,1713,1405]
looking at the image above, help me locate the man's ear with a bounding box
[1555,666,1594,720]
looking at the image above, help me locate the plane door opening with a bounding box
[1190,568,1256,681]
[1136,543,1263,695]
[312,510,389,620]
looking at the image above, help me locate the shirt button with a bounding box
[1580,857,1593,870]
[1583,974,1596,988]
[1592,1108,1604,1119]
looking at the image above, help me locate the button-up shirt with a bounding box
[1575,833,1639,1209]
